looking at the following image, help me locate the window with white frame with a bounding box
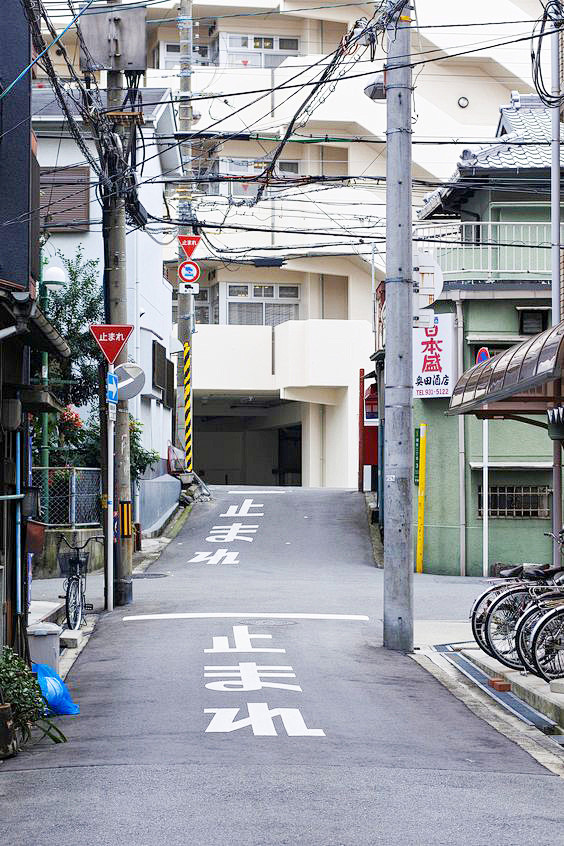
[155,42,209,70]
[220,157,300,197]
[221,34,300,68]
[226,283,300,326]
[194,288,210,324]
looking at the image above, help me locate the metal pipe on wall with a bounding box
[455,299,466,576]
[551,23,562,565]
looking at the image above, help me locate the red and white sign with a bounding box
[178,260,201,284]
[178,235,201,258]
[412,313,456,399]
[90,324,133,365]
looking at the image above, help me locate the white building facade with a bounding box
[44,0,545,488]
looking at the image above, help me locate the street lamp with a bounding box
[39,260,66,523]
[43,265,66,293]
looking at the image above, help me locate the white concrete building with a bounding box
[32,87,182,526]
[44,0,545,488]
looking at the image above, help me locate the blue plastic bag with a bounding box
[33,663,80,716]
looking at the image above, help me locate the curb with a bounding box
[460,647,564,730]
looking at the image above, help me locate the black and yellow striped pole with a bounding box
[183,340,193,472]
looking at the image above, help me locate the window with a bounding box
[253,285,274,298]
[478,485,550,519]
[40,166,90,231]
[195,289,210,324]
[223,33,300,68]
[277,161,299,177]
[265,302,299,326]
[226,282,300,326]
[519,309,549,335]
[195,306,210,324]
[211,284,219,323]
[278,285,299,299]
[228,284,249,298]
[229,302,263,324]
[279,37,298,51]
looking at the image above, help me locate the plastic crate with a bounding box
[58,551,89,577]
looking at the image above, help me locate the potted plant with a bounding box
[0,647,66,757]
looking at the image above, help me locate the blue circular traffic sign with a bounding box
[178,260,201,284]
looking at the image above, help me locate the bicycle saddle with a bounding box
[498,564,524,578]
[526,564,563,580]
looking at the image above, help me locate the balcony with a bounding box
[413,221,562,283]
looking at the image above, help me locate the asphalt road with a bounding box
[2,487,564,845]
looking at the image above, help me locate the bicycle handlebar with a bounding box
[57,534,104,553]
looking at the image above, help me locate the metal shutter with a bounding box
[40,166,90,231]
[265,303,298,326]
[228,302,263,325]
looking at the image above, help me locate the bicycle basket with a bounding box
[58,551,89,577]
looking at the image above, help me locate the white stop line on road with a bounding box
[122,612,370,622]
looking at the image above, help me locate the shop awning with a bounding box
[0,290,70,358]
[448,320,564,416]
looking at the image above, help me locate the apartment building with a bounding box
[44,0,546,488]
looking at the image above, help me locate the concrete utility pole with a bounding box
[176,0,195,474]
[383,3,413,652]
[106,0,133,604]
[551,18,562,565]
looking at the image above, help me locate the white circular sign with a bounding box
[114,362,145,401]
[178,260,201,284]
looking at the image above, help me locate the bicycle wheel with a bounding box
[531,607,564,681]
[470,584,509,657]
[66,578,82,630]
[484,586,532,670]
[515,593,564,675]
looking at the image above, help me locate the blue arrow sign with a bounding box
[106,372,118,404]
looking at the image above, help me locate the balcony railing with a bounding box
[413,221,562,282]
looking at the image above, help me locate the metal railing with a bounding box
[31,467,102,527]
[413,221,564,281]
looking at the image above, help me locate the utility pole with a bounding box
[106,0,133,604]
[551,16,562,565]
[176,0,195,475]
[383,3,413,652]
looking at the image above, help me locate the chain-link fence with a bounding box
[32,467,102,526]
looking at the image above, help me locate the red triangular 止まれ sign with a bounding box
[178,235,201,258]
[90,324,133,364]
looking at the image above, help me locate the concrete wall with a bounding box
[139,474,181,533]
[32,527,104,579]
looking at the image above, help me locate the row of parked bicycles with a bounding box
[471,531,564,681]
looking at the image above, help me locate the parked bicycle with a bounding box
[57,535,103,630]
[470,531,564,671]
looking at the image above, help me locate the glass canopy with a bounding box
[448,321,564,415]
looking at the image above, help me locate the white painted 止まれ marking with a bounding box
[206,523,258,543]
[204,703,325,736]
[204,662,301,692]
[204,625,286,653]
[189,549,240,565]
[220,498,264,517]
